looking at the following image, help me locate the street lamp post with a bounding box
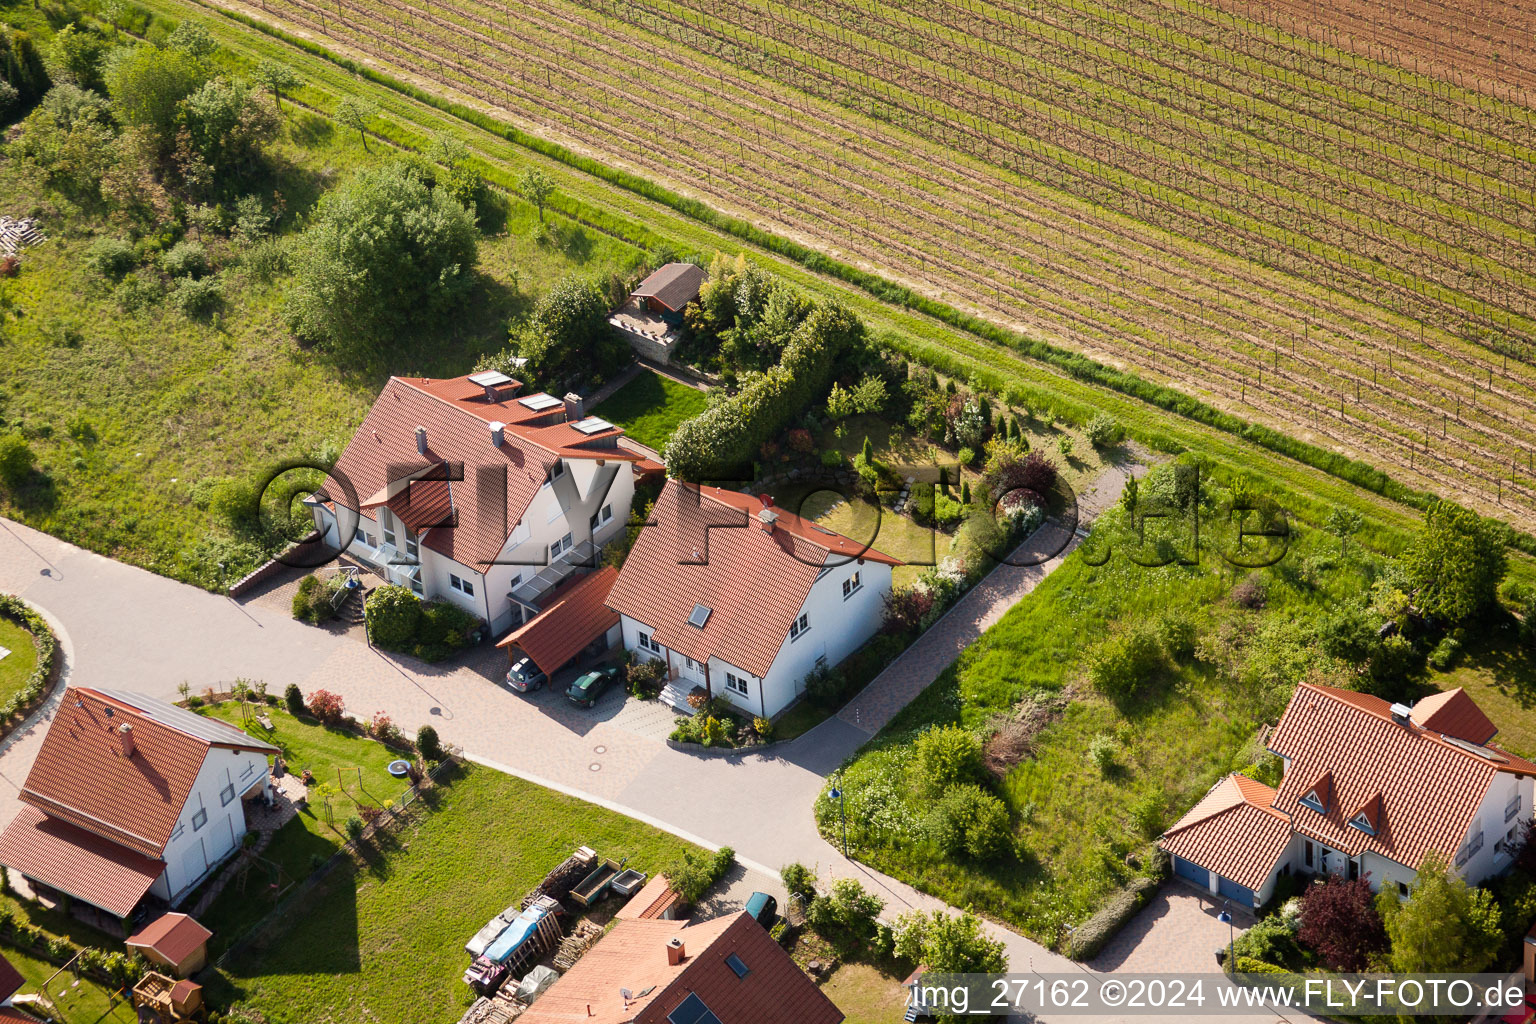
[1217,900,1235,972]
[827,784,847,857]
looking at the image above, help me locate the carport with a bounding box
[496,566,622,679]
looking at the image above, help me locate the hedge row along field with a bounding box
[199,0,1536,525]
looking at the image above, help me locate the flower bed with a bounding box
[0,594,60,740]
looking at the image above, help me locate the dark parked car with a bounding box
[744,891,777,928]
[504,656,547,693]
[566,666,620,708]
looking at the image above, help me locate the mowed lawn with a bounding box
[1425,632,1536,758]
[194,703,411,953]
[0,617,39,707]
[591,370,708,451]
[5,944,137,1024]
[215,764,700,1023]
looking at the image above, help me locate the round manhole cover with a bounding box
[589,763,601,772]
[594,745,607,754]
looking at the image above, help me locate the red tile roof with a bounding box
[520,912,842,1024]
[1412,688,1498,745]
[495,567,620,677]
[0,1008,35,1022]
[0,954,22,1003]
[606,482,898,678]
[615,874,681,921]
[1161,775,1293,892]
[18,688,270,858]
[631,263,706,312]
[1269,682,1536,871]
[319,375,640,572]
[127,913,212,965]
[0,806,163,918]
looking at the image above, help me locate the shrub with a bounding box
[1298,875,1386,971]
[245,237,289,283]
[1085,413,1124,448]
[926,784,1012,859]
[1087,624,1164,699]
[957,445,976,466]
[786,428,815,454]
[85,237,137,280]
[983,450,1057,504]
[1428,635,1462,671]
[806,878,884,952]
[284,683,304,716]
[1229,912,1304,970]
[416,724,443,760]
[752,716,773,741]
[365,585,422,650]
[0,434,34,491]
[908,481,936,524]
[626,657,666,699]
[344,816,365,841]
[1129,789,1165,838]
[700,715,727,747]
[933,491,965,528]
[1154,613,1197,661]
[168,276,223,319]
[912,725,984,794]
[413,600,479,661]
[1087,733,1117,775]
[819,449,842,468]
[305,688,345,725]
[291,574,339,623]
[804,662,850,708]
[667,846,735,905]
[160,240,210,279]
[893,909,1007,973]
[368,711,400,742]
[781,862,818,902]
[1231,573,1269,609]
[881,586,935,635]
[1067,878,1158,959]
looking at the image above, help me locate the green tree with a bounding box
[894,908,1007,1020]
[516,166,555,222]
[164,21,217,61]
[334,97,376,150]
[1403,501,1507,622]
[46,24,106,93]
[180,77,279,179]
[285,160,479,350]
[1379,851,1501,972]
[825,382,856,420]
[252,58,300,111]
[103,43,206,145]
[1324,507,1364,555]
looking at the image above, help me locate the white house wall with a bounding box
[759,558,893,718]
[1456,769,1532,886]
[160,747,271,904]
[314,458,636,635]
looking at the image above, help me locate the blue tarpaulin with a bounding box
[484,905,548,963]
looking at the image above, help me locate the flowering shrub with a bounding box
[786,428,815,453]
[305,688,345,725]
[881,587,936,635]
[984,450,1057,503]
[369,711,400,742]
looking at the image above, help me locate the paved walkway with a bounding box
[0,459,1304,1021]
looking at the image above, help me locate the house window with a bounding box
[1457,829,1484,867]
[1304,841,1313,868]
[551,533,573,561]
[1347,858,1359,881]
[1299,790,1326,813]
[382,514,397,548]
[725,952,749,979]
[353,527,367,545]
[842,571,862,599]
[192,807,207,832]
[684,656,700,671]
[240,761,254,780]
[725,673,749,697]
[405,534,419,559]
[410,575,424,595]
[220,783,235,807]
[1507,794,1522,822]
[449,574,476,597]
[1348,813,1375,836]
[590,503,613,531]
[1398,881,1409,897]
[789,613,810,641]
[544,461,565,486]
[638,632,661,654]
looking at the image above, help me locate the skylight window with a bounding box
[688,604,712,628]
[725,953,749,979]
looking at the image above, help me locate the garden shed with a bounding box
[127,912,214,977]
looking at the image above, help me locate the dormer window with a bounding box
[1299,790,1326,813]
[1298,770,1333,814]
[1348,812,1375,835]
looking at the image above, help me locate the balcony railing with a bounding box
[1507,794,1522,823]
[1456,829,1484,867]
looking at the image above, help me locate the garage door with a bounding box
[1173,856,1207,885]
[1217,874,1255,907]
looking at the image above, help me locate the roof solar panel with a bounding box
[518,393,562,411]
[572,416,615,435]
[468,370,513,387]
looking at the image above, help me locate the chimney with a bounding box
[117,722,135,757]
[415,426,428,456]
[757,507,778,532]
[1390,702,1413,726]
[666,937,685,966]
[489,421,506,448]
[563,392,585,422]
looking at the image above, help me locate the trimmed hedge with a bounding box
[1068,877,1159,959]
[0,595,57,724]
[1235,956,1290,975]
[664,303,862,479]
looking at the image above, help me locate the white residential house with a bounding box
[0,687,280,931]
[306,372,641,635]
[605,480,901,719]
[1160,683,1536,909]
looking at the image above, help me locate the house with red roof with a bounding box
[606,480,900,719]
[1160,683,1536,908]
[0,688,277,932]
[308,372,641,636]
[517,910,843,1024]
